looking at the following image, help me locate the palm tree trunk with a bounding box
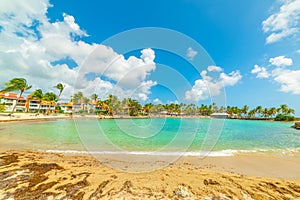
[37,102,41,114]
[11,91,23,114]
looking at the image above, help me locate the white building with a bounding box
[0,92,26,112]
[210,112,230,119]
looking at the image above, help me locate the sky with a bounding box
[0,0,300,115]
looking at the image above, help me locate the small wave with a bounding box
[44,149,263,157]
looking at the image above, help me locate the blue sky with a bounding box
[0,0,300,115]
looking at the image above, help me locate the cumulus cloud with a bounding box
[273,68,300,94]
[186,47,198,60]
[79,47,156,89]
[262,0,300,43]
[207,65,222,72]
[153,98,162,104]
[185,66,242,102]
[167,100,179,105]
[252,56,300,94]
[0,0,157,102]
[62,13,87,36]
[269,56,293,67]
[251,64,270,78]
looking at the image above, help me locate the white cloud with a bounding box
[79,47,156,88]
[0,0,157,102]
[185,79,210,102]
[252,56,300,94]
[167,100,179,105]
[265,29,297,44]
[62,13,87,36]
[269,56,293,67]
[153,98,162,104]
[262,0,300,43]
[186,47,198,60]
[207,65,222,72]
[273,68,300,94]
[185,66,242,102]
[0,0,50,34]
[220,71,242,86]
[251,64,270,78]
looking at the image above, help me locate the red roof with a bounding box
[0,92,26,101]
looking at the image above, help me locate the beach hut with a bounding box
[210,112,229,119]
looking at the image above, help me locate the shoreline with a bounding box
[0,113,70,122]
[40,149,300,180]
[0,149,300,199]
[0,112,299,123]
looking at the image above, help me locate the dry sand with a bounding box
[0,113,70,122]
[0,150,300,200]
[1,116,300,199]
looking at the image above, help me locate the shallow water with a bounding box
[0,118,299,156]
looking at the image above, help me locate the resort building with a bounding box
[0,92,26,112]
[210,112,230,119]
[60,102,73,113]
[0,92,57,113]
[71,101,96,113]
[25,96,55,113]
[40,100,56,113]
[26,99,41,112]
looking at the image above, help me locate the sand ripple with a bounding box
[0,151,300,199]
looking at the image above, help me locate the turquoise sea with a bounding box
[0,118,300,156]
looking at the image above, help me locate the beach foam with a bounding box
[44,149,262,157]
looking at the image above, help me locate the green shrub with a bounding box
[275,114,295,121]
[0,105,5,112]
[95,110,101,115]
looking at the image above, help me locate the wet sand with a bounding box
[0,150,300,199]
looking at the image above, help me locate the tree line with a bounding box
[0,78,296,120]
[0,78,64,114]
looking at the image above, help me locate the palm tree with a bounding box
[184,104,193,115]
[91,93,98,102]
[151,104,165,114]
[43,92,57,114]
[73,92,84,104]
[127,98,141,116]
[53,83,65,102]
[143,103,153,115]
[255,106,262,117]
[30,89,43,113]
[248,109,256,118]
[199,104,210,116]
[219,106,226,113]
[287,108,295,115]
[262,108,270,118]
[241,105,249,118]
[1,78,32,114]
[269,107,277,118]
[211,103,218,113]
[105,94,121,115]
[279,104,289,115]
[199,104,206,115]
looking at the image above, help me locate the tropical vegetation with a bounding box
[0,78,32,114]
[0,78,297,120]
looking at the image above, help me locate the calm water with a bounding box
[0,118,299,156]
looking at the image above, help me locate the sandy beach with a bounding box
[0,150,300,199]
[1,116,300,199]
[0,113,71,122]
